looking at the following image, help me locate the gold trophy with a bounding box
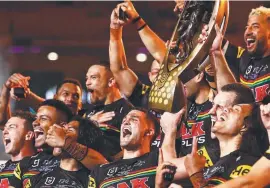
[149,0,229,113]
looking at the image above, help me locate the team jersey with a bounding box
[24,166,90,188]
[11,151,60,187]
[88,150,158,188]
[85,98,133,161]
[0,160,21,187]
[226,43,270,102]
[203,150,260,186]
[128,80,150,109]
[180,99,218,156]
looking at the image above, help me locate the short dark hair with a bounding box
[69,116,104,151]
[12,110,35,132]
[221,83,255,105]
[39,99,73,121]
[55,78,82,94]
[91,60,113,78]
[132,107,160,143]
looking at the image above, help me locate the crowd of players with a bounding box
[0,0,269,187]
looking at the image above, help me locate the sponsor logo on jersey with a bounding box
[230,165,251,178]
[88,176,96,188]
[14,164,21,180]
[198,146,213,167]
[45,177,55,185]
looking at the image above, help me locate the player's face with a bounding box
[33,106,62,148]
[53,120,80,156]
[120,110,150,149]
[148,60,160,83]
[86,65,110,105]
[183,75,200,100]
[209,91,252,136]
[244,14,270,57]
[64,120,80,142]
[2,117,27,155]
[55,83,82,115]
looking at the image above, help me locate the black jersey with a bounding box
[24,166,90,188]
[226,43,270,102]
[11,151,60,187]
[0,160,21,187]
[89,150,158,188]
[128,80,150,109]
[203,150,260,186]
[85,98,133,160]
[180,100,218,156]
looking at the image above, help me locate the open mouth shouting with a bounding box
[122,125,132,138]
[34,127,45,143]
[246,37,256,50]
[211,115,225,127]
[3,137,11,149]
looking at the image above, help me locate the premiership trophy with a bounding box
[148,0,229,113]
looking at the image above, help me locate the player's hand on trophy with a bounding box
[210,24,223,52]
[174,0,185,13]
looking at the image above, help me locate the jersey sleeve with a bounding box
[128,80,150,108]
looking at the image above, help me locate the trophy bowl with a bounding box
[149,0,229,113]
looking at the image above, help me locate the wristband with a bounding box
[132,16,141,24]
[190,170,203,178]
[137,24,147,31]
[63,137,88,161]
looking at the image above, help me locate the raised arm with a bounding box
[208,25,236,91]
[159,108,189,181]
[109,6,138,97]
[118,0,167,64]
[0,73,31,127]
[0,84,11,128]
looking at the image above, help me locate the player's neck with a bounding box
[60,158,82,171]
[105,88,122,105]
[123,147,150,159]
[218,134,241,158]
[11,145,36,162]
[195,85,210,104]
